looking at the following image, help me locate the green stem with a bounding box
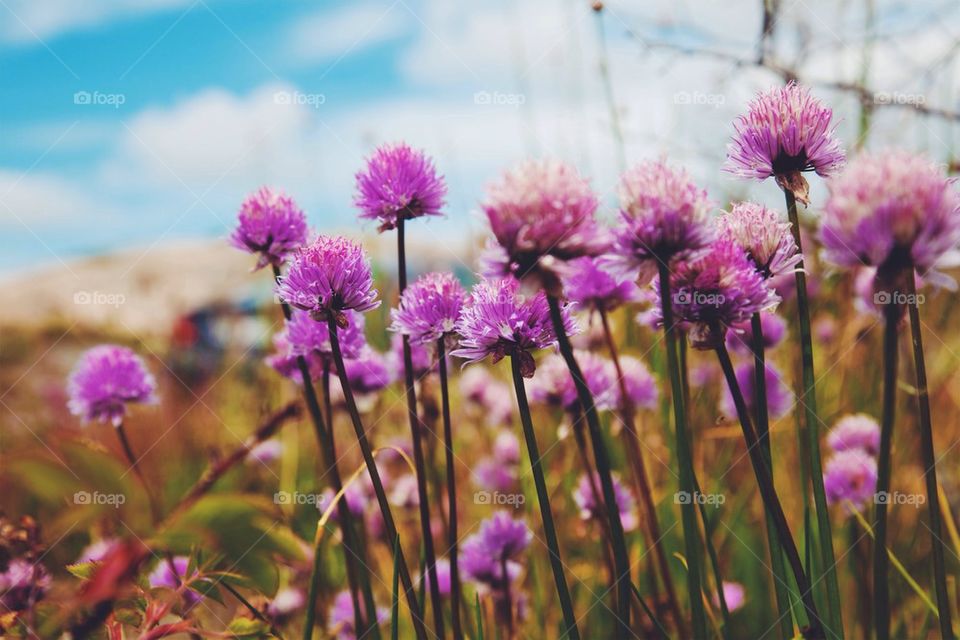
[397,218,446,640]
[752,313,796,638]
[905,273,955,639]
[784,189,842,637]
[326,315,428,640]
[546,295,632,636]
[509,355,581,639]
[115,422,162,524]
[437,339,464,640]
[715,340,824,639]
[598,308,686,637]
[873,299,899,640]
[654,263,707,638]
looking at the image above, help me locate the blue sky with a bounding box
[1,0,956,274]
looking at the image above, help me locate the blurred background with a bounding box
[2,2,960,636]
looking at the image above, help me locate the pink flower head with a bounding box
[573,472,638,531]
[719,202,801,280]
[562,255,642,312]
[718,581,746,612]
[354,142,446,232]
[527,351,617,411]
[459,367,513,426]
[265,331,322,382]
[726,311,788,356]
[481,159,607,291]
[607,159,716,285]
[452,278,576,378]
[827,413,881,457]
[386,333,437,378]
[460,511,531,590]
[342,347,393,395]
[285,309,365,362]
[277,235,380,323]
[229,186,308,270]
[148,556,203,609]
[654,237,780,348]
[824,449,878,512]
[328,589,388,640]
[821,151,960,290]
[719,361,793,421]
[389,271,465,345]
[67,345,157,426]
[0,559,51,611]
[725,82,845,203]
[620,355,659,411]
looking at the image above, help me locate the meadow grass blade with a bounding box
[437,339,464,639]
[784,190,842,637]
[654,263,707,638]
[509,354,581,640]
[905,272,955,640]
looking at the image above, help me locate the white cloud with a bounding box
[0,0,193,44]
[287,3,409,64]
[0,170,112,227]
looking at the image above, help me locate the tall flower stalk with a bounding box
[821,151,960,640]
[453,278,580,639]
[390,271,467,640]
[726,83,846,635]
[356,143,448,638]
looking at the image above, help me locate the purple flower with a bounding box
[654,238,780,348]
[527,351,617,411]
[481,159,607,290]
[285,309,365,362]
[460,512,530,591]
[387,333,436,379]
[390,271,465,345]
[719,202,801,280]
[607,159,716,285]
[148,556,203,609]
[342,347,393,395]
[821,151,960,290]
[719,361,793,421]
[246,439,284,465]
[328,589,388,640]
[725,82,845,203]
[824,449,878,512]
[0,560,51,611]
[67,345,157,426]
[573,472,638,531]
[725,312,788,356]
[229,186,308,270]
[452,278,576,378]
[827,413,881,457]
[265,332,322,382]
[474,459,518,493]
[276,235,380,322]
[620,355,659,411]
[354,142,446,232]
[562,256,642,311]
[493,430,521,464]
[459,367,513,426]
[267,587,306,620]
[76,538,119,563]
[718,581,746,613]
[417,558,452,598]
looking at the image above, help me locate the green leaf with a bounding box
[66,561,100,580]
[226,617,271,638]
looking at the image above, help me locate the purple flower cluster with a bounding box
[725,82,845,202]
[654,237,780,348]
[607,159,715,285]
[474,430,521,492]
[821,151,960,289]
[0,559,51,611]
[573,472,638,531]
[328,589,388,640]
[277,235,380,322]
[718,202,801,280]
[354,142,447,232]
[461,511,530,593]
[452,278,576,377]
[285,309,366,362]
[480,159,606,288]
[726,312,787,356]
[67,345,157,426]
[562,256,642,312]
[230,186,308,270]
[823,413,881,512]
[718,361,793,422]
[389,271,465,345]
[148,556,203,609]
[459,367,513,426]
[527,351,616,412]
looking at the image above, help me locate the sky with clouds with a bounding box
[1,0,958,273]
